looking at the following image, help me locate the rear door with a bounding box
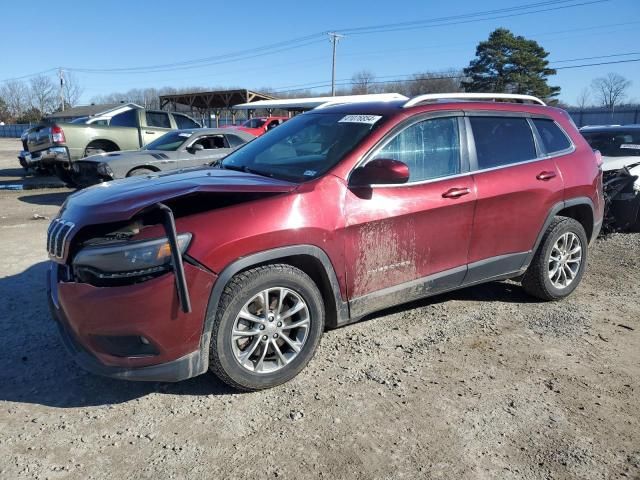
[465,113,564,282]
[141,111,173,146]
[344,113,476,311]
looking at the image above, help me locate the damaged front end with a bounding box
[602,162,640,232]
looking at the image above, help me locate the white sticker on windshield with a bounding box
[303,170,317,176]
[178,133,193,138]
[620,144,640,150]
[338,114,382,125]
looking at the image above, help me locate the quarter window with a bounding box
[373,117,461,182]
[145,111,171,128]
[469,116,537,169]
[533,118,571,154]
[225,134,246,148]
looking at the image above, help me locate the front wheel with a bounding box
[208,264,325,391]
[522,216,588,301]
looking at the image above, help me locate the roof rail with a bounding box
[403,93,546,108]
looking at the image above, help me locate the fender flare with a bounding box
[522,196,597,269]
[198,245,349,360]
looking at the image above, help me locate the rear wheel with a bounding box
[208,264,325,391]
[522,216,588,301]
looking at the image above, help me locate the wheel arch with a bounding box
[126,165,160,176]
[84,139,120,155]
[523,197,596,269]
[202,246,349,343]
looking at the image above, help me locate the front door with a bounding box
[344,114,476,313]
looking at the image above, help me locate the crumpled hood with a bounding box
[59,167,298,226]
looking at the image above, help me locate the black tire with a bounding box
[208,264,325,391]
[127,167,155,177]
[522,216,588,301]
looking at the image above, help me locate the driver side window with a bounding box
[373,116,461,182]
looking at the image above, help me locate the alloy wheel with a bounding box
[231,287,311,374]
[548,232,582,289]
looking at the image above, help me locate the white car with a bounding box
[580,125,640,231]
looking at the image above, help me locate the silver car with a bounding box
[71,128,255,187]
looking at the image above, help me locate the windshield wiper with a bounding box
[221,163,274,178]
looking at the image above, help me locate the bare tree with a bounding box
[0,80,31,117]
[576,87,591,109]
[29,74,57,114]
[351,70,377,95]
[407,70,463,96]
[591,73,631,110]
[62,72,84,108]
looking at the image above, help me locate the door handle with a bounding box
[536,171,556,181]
[442,187,471,199]
[145,131,156,135]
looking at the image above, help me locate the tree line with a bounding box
[0,72,83,123]
[1,28,635,124]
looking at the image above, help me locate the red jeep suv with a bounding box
[47,93,604,391]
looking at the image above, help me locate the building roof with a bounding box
[159,89,276,111]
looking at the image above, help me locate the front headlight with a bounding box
[73,233,191,281]
[96,162,113,176]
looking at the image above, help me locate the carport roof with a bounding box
[159,89,276,111]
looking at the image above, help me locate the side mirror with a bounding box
[349,158,410,187]
[188,143,205,153]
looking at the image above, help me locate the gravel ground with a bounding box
[0,138,638,479]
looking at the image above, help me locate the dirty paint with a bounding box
[352,218,418,298]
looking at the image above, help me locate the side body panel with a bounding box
[343,177,476,299]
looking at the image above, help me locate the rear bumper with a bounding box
[29,146,71,167]
[47,262,216,382]
[18,150,40,169]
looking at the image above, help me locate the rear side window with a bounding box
[226,134,247,148]
[374,116,461,182]
[110,109,138,128]
[173,114,200,129]
[533,118,571,154]
[146,111,171,128]
[470,116,536,169]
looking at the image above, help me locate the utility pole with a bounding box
[328,32,344,96]
[58,68,65,112]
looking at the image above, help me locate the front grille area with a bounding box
[73,161,99,176]
[47,219,75,260]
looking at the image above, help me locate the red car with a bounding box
[226,116,288,136]
[48,93,604,390]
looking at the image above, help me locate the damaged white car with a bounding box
[580,125,640,231]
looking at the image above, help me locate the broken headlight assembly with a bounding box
[72,233,192,286]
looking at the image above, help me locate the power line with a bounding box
[58,0,612,76]
[274,57,640,93]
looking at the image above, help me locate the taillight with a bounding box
[51,125,66,144]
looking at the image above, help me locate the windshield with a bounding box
[71,117,89,124]
[242,118,266,129]
[582,129,640,157]
[144,131,193,151]
[221,112,385,182]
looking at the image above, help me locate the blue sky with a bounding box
[2,0,639,104]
